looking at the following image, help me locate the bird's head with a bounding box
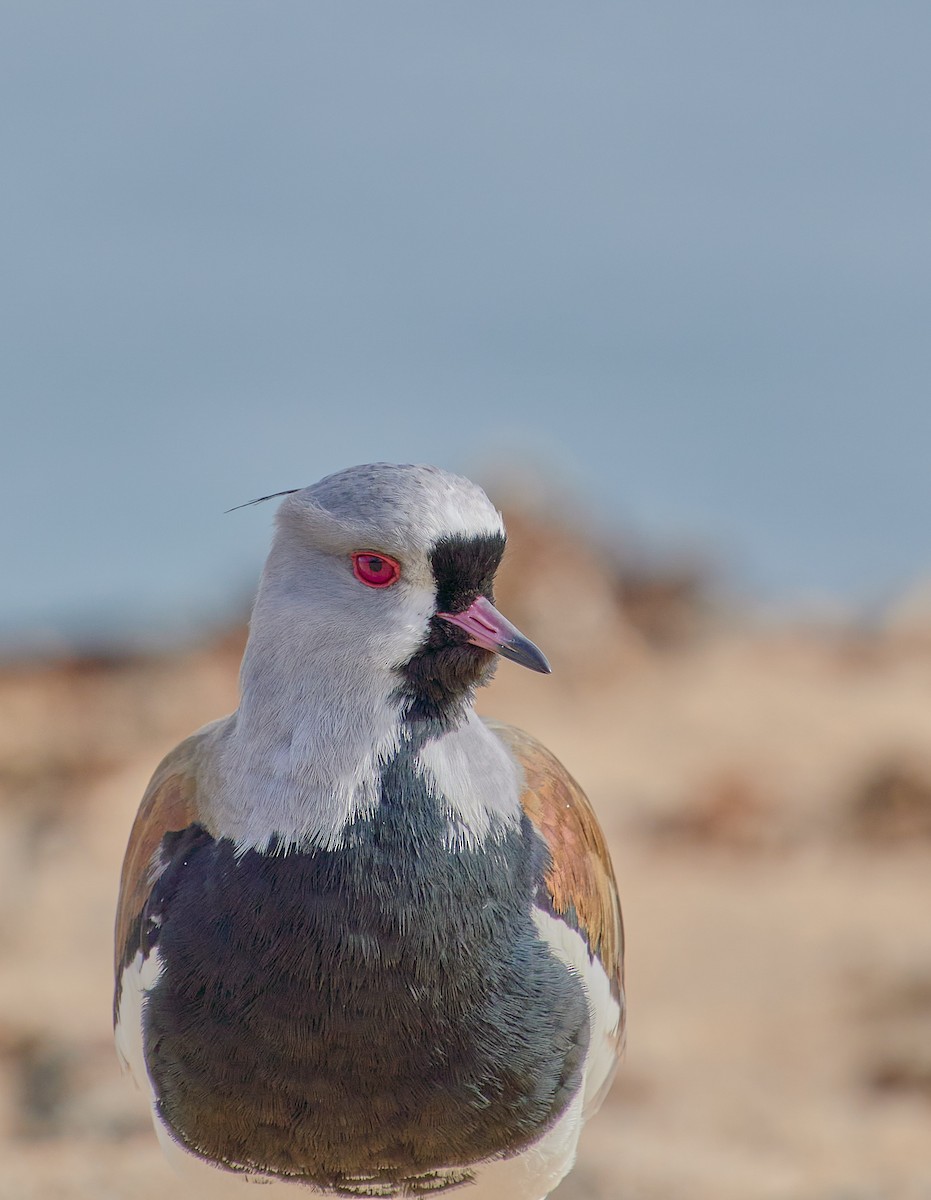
[247,463,549,729]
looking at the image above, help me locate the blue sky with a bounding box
[2,2,930,647]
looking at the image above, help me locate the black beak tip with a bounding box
[498,637,552,675]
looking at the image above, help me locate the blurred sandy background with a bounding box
[3,4,931,1197]
[1,495,931,1199]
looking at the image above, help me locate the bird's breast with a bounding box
[138,755,590,1194]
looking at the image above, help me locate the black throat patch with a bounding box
[137,741,588,1195]
[399,532,507,727]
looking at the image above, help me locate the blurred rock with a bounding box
[0,1030,146,1142]
[638,769,786,852]
[614,562,710,648]
[883,577,931,643]
[484,469,712,682]
[847,759,931,843]
[494,504,646,683]
[856,971,931,1102]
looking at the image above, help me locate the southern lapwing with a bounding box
[114,463,624,1199]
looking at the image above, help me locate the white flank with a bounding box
[451,1088,585,1200]
[114,948,163,1094]
[532,907,625,1116]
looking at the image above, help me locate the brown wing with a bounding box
[113,733,208,988]
[487,719,624,1000]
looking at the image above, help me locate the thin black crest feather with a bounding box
[225,489,300,514]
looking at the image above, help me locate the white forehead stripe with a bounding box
[299,463,505,552]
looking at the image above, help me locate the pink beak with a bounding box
[436,595,551,674]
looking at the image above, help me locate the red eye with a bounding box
[351,551,401,588]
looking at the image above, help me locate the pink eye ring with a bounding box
[351,551,401,588]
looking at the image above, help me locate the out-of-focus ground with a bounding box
[1,502,930,1200]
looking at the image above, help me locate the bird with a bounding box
[114,462,624,1199]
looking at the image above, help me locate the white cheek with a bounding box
[378,584,436,667]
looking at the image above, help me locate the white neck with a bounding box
[210,643,524,855]
[209,585,404,851]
